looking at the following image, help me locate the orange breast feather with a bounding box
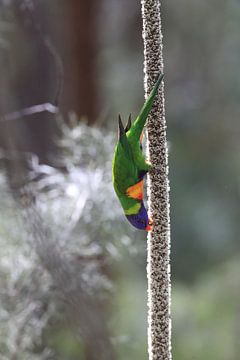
[126,180,144,200]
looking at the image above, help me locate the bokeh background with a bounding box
[0,0,240,359]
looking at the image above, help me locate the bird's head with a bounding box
[126,202,153,231]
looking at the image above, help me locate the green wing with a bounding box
[112,116,140,211]
[112,144,140,211]
[112,116,138,193]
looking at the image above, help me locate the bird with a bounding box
[112,73,164,231]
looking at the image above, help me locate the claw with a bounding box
[146,218,153,231]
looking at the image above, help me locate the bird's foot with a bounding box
[146,218,153,231]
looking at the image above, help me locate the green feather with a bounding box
[112,73,164,215]
[124,114,132,132]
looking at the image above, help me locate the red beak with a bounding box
[146,218,153,231]
[146,224,153,231]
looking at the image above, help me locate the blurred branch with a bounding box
[13,0,64,107]
[0,103,58,122]
[0,0,61,164]
[58,192,88,244]
[10,302,41,360]
[141,0,171,359]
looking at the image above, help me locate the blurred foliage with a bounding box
[173,258,240,359]
[0,174,54,359]
[0,119,147,359]
[164,0,240,283]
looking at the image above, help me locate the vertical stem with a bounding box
[141,1,171,360]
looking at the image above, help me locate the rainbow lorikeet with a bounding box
[112,73,164,231]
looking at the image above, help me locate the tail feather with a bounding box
[128,73,164,140]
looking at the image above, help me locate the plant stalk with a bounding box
[141,0,172,359]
